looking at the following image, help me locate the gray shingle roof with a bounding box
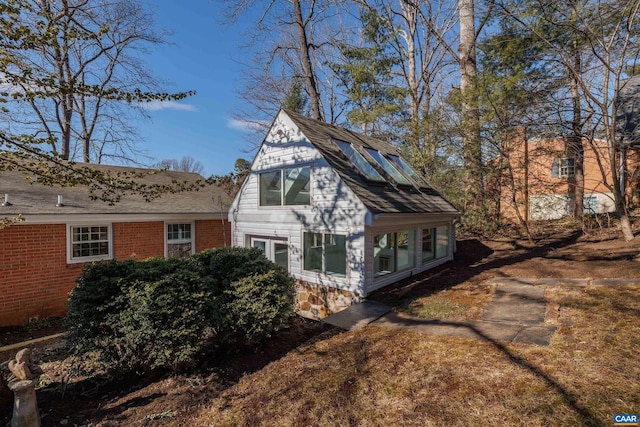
[0,163,231,216]
[282,109,459,215]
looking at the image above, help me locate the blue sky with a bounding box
[138,1,257,177]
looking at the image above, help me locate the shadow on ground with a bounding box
[1,318,338,426]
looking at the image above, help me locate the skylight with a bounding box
[333,139,385,182]
[387,155,428,186]
[365,148,413,186]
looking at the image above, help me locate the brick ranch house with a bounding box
[0,164,231,326]
[494,127,640,221]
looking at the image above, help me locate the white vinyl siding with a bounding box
[230,112,368,296]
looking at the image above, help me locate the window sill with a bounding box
[68,255,112,264]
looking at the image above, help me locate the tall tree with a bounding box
[222,0,334,129]
[1,0,185,164]
[353,0,459,183]
[497,0,640,240]
[332,8,404,136]
[420,0,493,223]
[0,0,197,214]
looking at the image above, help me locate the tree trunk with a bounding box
[616,196,635,241]
[569,71,584,221]
[458,0,483,213]
[399,1,420,150]
[292,0,323,121]
[569,5,584,221]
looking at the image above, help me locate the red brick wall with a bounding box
[0,224,81,326]
[113,222,164,260]
[195,219,230,252]
[498,133,616,221]
[0,219,229,326]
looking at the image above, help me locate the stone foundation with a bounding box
[295,280,360,319]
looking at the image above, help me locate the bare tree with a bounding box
[2,0,185,164]
[497,0,640,240]
[0,0,199,219]
[221,0,342,130]
[155,156,205,175]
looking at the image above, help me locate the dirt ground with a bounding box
[2,223,640,426]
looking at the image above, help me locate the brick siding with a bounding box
[0,219,229,326]
[195,219,231,252]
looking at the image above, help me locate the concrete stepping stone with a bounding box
[483,283,546,325]
[592,278,640,286]
[322,301,391,330]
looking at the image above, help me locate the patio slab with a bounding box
[322,301,392,330]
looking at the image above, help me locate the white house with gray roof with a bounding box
[229,109,460,318]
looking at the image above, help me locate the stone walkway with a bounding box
[323,277,634,346]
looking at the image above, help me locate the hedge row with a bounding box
[66,247,295,373]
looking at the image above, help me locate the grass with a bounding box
[191,284,640,427]
[404,283,495,320]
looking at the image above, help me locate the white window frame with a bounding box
[164,221,195,258]
[258,164,312,208]
[302,231,347,278]
[250,236,289,271]
[552,157,576,178]
[67,224,113,264]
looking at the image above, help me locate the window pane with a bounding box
[71,226,110,260]
[334,139,385,182]
[436,226,448,259]
[253,240,266,253]
[374,233,396,277]
[365,149,412,186]
[422,228,434,262]
[167,223,191,241]
[274,243,289,270]
[259,170,282,206]
[168,242,192,259]
[284,166,311,205]
[397,230,415,270]
[304,232,323,272]
[325,234,346,277]
[388,155,425,185]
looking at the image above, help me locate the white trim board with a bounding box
[12,213,221,225]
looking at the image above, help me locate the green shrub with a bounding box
[67,258,186,355]
[109,271,214,372]
[207,246,275,287]
[224,269,295,344]
[67,247,295,374]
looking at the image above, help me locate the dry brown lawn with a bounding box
[190,284,639,427]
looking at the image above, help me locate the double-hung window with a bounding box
[166,223,194,258]
[303,232,346,277]
[259,166,311,206]
[68,225,112,263]
[551,158,575,178]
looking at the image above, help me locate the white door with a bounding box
[251,237,289,271]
